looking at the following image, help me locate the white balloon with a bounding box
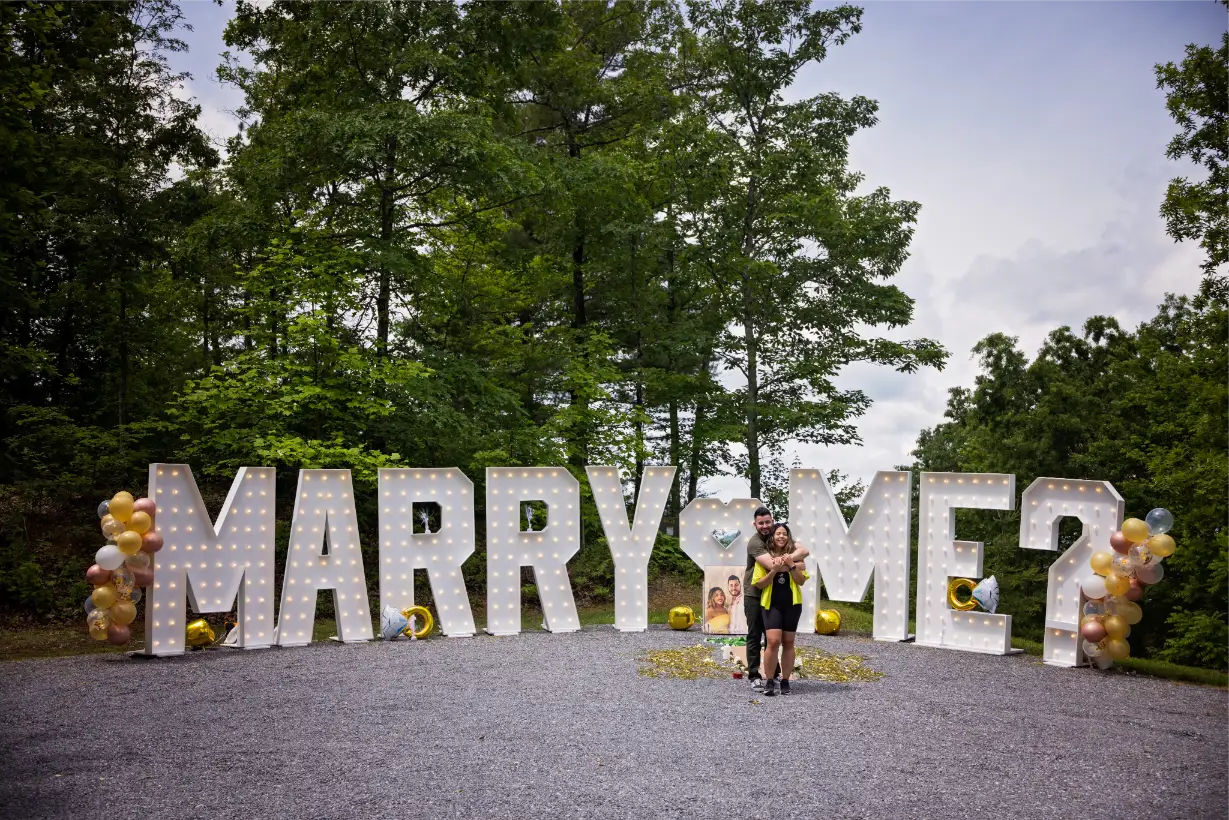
[1093,654,1115,669]
[1081,575,1108,600]
[95,544,125,571]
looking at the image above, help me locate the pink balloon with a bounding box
[1136,561,1165,585]
[1109,531,1131,554]
[133,497,157,520]
[106,622,130,645]
[1126,578,1145,601]
[140,531,163,553]
[131,567,154,588]
[1080,620,1108,643]
[85,564,112,586]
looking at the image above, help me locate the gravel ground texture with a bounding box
[1,627,1225,820]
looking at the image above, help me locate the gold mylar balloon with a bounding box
[1089,551,1114,577]
[947,578,978,611]
[185,619,216,648]
[115,530,143,556]
[1104,572,1131,597]
[91,584,118,610]
[127,511,152,535]
[1104,614,1130,640]
[1121,518,1149,544]
[816,609,842,635]
[1148,533,1176,558]
[400,606,434,639]
[109,491,135,523]
[667,606,696,630]
[1104,637,1130,661]
[110,599,136,626]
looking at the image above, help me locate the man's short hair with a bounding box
[728,575,739,583]
[753,506,772,519]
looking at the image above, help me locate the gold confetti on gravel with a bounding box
[637,644,882,683]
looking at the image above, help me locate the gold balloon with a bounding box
[127,511,152,535]
[1089,551,1114,576]
[109,492,135,523]
[667,606,696,630]
[1117,600,1143,625]
[91,584,118,610]
[1148,533,1176,558]
[400,606,434,639]
[185,619,216,648]
[947,578,978,611]
[1105,637,1130,660]
[1121,518,1149,544]
[115,530,143,556]
[111,599,137,626]
[816,609,842,635]
[1104,614,1130,639]
[1104,572,1131,597]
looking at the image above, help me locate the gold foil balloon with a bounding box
[100,515,125,541]
[109,491,135,523]
[400,606,434,639]
[1089,552,1113,576]
[127,511,152,535]
[1104,637,1130,660]
[91,584,118,610]
[110,599,136,626]
[816,609,842,635]
[115,530,142,556]
[1148,533,1176,558]
[946,578,977,610]
[667,606,696,630]
[1103,614,1130,639]
[1121,518,1149,544]
[1104,572,1131,597]
[186,619,216,648]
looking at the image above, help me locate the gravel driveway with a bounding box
[1,627,1225,820]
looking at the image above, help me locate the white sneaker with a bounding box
[750,678,765,692]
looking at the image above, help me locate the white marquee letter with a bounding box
[915,472,1016,654]
[276,469,373,646]
[788,469,912,640]
[1020,478,1124,667]
[144,464,276,656]
[679,496,764,571]
[485,468,581,635]
[378,468,477,637]
[588,465,675,632]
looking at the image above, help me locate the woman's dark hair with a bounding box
[768,522,794,554]
[707,586,726,608]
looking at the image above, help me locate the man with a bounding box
[744,506,809,692]
[726,575,747,634]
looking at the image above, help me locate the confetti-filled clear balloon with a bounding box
[100,515,125,541]
[97,500,110,519]
[1111,553,1133,575]
[1082,639,1104,659]
[86,608,110,631]
[111,566,135,597]
[1127,543,1152,568]
[1145,508,1173,536]
[1082,600,1106,618]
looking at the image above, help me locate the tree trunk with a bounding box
[377,136,397,356]
[118,284,128,426]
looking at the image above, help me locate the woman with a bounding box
[751,523,809,695]
[705,586,730,634]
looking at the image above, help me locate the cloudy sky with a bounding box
[169,1,1226,500]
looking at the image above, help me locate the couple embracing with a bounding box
[742,507,810,696]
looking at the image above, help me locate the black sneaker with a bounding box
[780,680,791,695]
[764,679,778,697]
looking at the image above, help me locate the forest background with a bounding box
[2,0,1225,669]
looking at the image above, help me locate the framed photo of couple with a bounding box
[701,565,748,635]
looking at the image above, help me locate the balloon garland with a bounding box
[86,491,159,646]
[1079,507,1176,669]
